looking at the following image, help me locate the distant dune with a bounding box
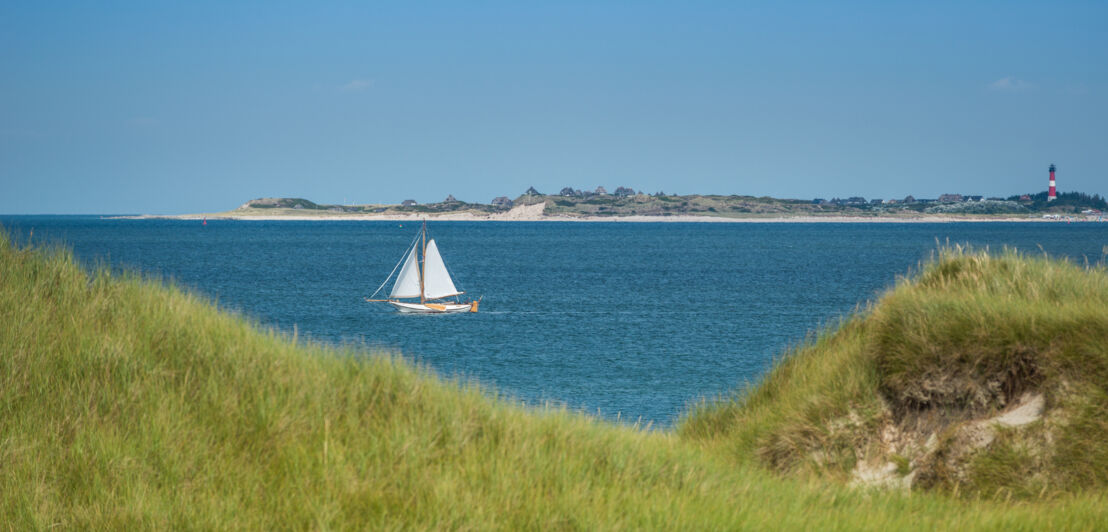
[140,194,1108,222]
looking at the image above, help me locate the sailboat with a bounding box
[366,221,481,313]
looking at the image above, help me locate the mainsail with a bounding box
[422,239,462,299]
[369,222,478,313]
[390,244,422,298]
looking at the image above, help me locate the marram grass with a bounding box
[682,245,1108,500]
[2,232,1108,529]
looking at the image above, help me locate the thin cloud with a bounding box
[339,79,374,92]
[988,77,1032,92]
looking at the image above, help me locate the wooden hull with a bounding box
[388,301,478,314]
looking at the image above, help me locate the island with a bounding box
[156,187,1108,222]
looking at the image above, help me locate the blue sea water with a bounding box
[4,216,1107,426]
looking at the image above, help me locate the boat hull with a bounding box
[389,301,477,314]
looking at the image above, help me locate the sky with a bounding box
[1,1,1105,214]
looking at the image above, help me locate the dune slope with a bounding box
[2,234,1106,528]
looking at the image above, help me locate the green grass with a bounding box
[3,233,1108,528]
[682,246,1108,499]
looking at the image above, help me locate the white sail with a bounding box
[422,239,462,299]
[390,243,422,298]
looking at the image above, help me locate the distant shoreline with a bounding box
[108,194,1104,223]
[112,213,1066,223]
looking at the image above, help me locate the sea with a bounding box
[4,216,1107,427]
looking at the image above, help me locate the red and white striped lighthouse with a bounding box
[1048,164,1057,201]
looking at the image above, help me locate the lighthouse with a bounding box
[1048,164,1057,201]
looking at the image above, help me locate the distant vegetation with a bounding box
[924,200,1027,215]
[227,189,1107,219]
[514,192,823,217]
[1006,191,1108,213]
[238,197,504,216]
[4,233,1108,527]
[245,197,321,210]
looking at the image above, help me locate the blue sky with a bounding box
[1,1,1105,214]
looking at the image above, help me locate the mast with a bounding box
[419,220,427,304]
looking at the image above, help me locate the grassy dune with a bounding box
[683,246,1108,499]
[3,233,1108,529]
